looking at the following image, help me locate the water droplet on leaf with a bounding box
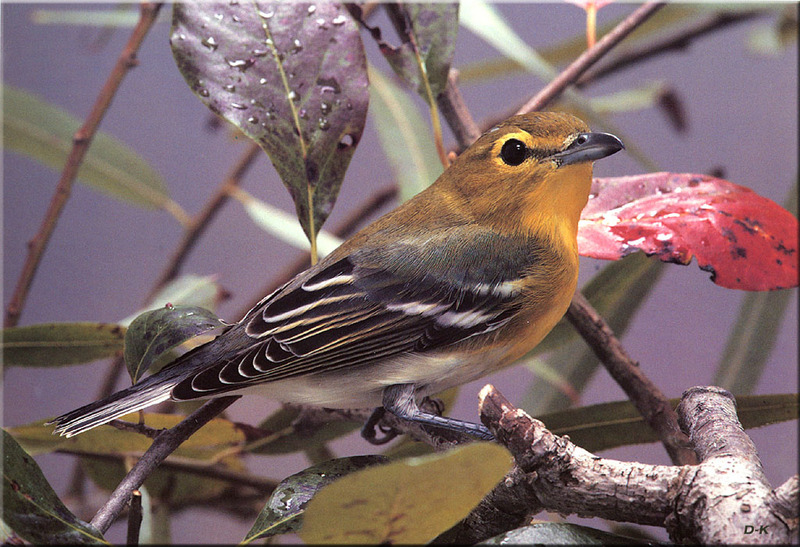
[231,103,247,110]
[201,36,219,51]
[318,117,330,130]
[332,14,347,25]
[307,5,317,15]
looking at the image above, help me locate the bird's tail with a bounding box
[48,368,183,438]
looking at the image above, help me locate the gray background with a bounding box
[3,2,797,543]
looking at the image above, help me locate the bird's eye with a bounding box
[574,134,588,145]
[500,139,527,166]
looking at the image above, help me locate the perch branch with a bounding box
[462,385,798,544]
[90,395,239,533]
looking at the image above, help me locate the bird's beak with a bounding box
[550,132,625,166]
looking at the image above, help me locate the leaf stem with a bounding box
[3,2,164,328]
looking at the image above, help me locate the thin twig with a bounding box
[566,292,696,465]
[575,9,764,88]
[147,141,263,302]
[90,395,240,533]
[126,491,143,546]
[516,1,666,115]
[4,2,164,328]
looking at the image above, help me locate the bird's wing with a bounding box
[171,227,547,400]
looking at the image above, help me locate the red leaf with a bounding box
[578,172,798,291]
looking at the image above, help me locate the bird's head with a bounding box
[443,111,624,246]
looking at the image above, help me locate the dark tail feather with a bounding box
[47,372,179,438]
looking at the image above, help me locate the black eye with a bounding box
[500,139,527,166]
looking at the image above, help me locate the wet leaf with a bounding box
[124,305,224,382]
[2,430,106,544]
[2,85,180,217]
[170,2,369,240]
[1,322,125,368]
[299,443,511,544]
[578,173,799,291]
[376,3,458,100]
[243,455,386,542]
[118,275,225,328]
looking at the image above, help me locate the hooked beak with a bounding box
[550,132,625,166]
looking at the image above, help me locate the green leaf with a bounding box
[243,455,387,543]
[231,187,343,259]
[9,414,249,505]
[2,430,107,544]
[170,2,369,241]
[2,85,180,216]
[368,65,442,202]
[379,3,459,100]
[247,407,359,456]
[299,443,511,544]
[31,7,169,27]
[1,322,125,368]
[119,274,224,328]
[123,305,224,382]
[538,393,798,453]
[520,253,665,414]
[480,522,652,545]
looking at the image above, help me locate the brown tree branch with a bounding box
[4,2,164,328]
[90,395,240,533]
[461,385,798,544]
[147,141,263,302]
[516,1,666,115]
[566,291,696,465]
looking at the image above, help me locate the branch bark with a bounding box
[447,385,799,544]
[4,2,164,328]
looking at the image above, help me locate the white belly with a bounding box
[230,347,509,409]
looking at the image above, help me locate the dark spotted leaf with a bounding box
[170,2,369,240]
[124,305,224,383]
[243,455,386,543]
[578,173,799,290]
[378,3,459,100]
[2,430,106,544]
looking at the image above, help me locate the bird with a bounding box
[49,111,624,440]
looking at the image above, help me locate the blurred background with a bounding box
[3,2,797,543]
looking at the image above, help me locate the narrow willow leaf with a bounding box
[520,253,665,414]
[243,456,387,543]
[2,85,180,216]
[538,393,798,453]
[299,443,511,544]
[123,305,224,382]
[2,322,125,368]
[31,7,169,27]
[170,2,369,242]
[232,187,342,258]
[2,430,107,545]
[378,3,459,100]
[589,81,666,114]
[10,414,248,505]
[714,183,798,393]
[458,2,657,172]
[368,65,442,202]
[248,407,359,456]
